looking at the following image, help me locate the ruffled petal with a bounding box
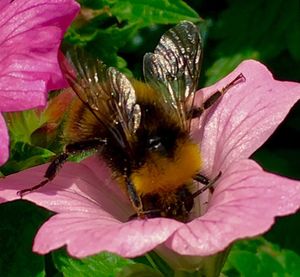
[194,60,300,176]
[33,213,182,258]
[0,157,128,218]
[0,0,79,112]
[166,159,300,256]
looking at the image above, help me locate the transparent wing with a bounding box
[60,48,141,150]
[143,21,202,130]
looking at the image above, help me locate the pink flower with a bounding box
[0,0,79,165]
[0,60,300,262]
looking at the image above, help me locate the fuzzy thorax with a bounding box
[131,139,201,195]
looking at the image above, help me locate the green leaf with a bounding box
[134,251,173,277]
[111,0,201,26]
[87,23,139,70]
[0,201,50,277]
[225,250,262,277]
[222,237,300,277]
[283,250,300,277]
[0,141,55,175]
[64,23,138,73]
[78,0,113,9]
[209,0,300,63]
[116,263,164,277]
[64,0,201,76]
[258,252,285,276]
[53,249,136,277]
[4,110,42,143]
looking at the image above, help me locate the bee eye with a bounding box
[148,136,162,149]
[148,136,166,154]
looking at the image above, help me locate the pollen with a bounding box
[131,139,201,195]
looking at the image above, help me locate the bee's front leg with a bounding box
[17,138,106,197]
[125,177,145,219]
[192,171,222,197]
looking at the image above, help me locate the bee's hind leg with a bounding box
[17,138,106,197]
[188,73,246,119]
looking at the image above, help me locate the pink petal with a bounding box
[166,159,300,256]
[0,1,10,11]
[0,113,9,165]
[33,213,182,258]
[194,60,300,176]
[0,0,79,112]
[0,157,128,217]
[0,157,183,257]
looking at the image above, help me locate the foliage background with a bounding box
[0,0,299,276]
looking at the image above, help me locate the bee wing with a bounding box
[61,48,141,150]
[143,21,202,130]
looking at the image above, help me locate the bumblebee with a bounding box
[19,21,244,222]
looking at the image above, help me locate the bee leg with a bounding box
[125,177,145,219]
[17,138,106,197]
[17,152,69,197]
[193,173,210,185]
[192,171,222,198]
[189,73,246,119]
